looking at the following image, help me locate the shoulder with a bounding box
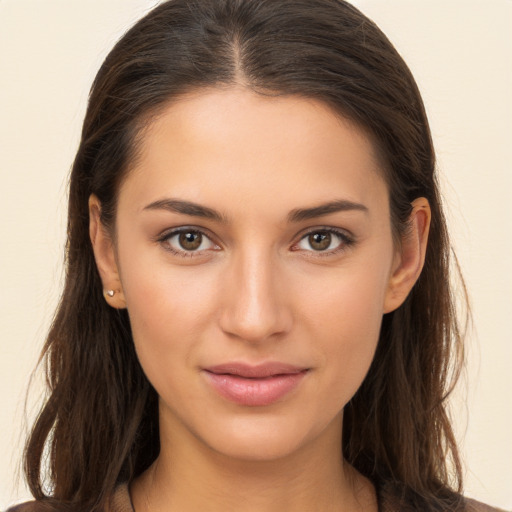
[464,496,510,512]
[5,503,54,512]
[379,494,508,512]
[4,484,133,512]
[377,481,508,512]
[108,482,133,512]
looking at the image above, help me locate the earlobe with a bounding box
[383,197,431,314]
[89,195,126,309]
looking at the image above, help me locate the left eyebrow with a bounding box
[287,199,368,223]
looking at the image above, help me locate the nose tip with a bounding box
[220,298,288,343]
[218,256,292,343]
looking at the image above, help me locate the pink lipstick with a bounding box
[202,362,308,406]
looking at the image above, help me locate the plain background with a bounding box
[1,0,511,509]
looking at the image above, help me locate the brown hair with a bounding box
[24,1,465,510]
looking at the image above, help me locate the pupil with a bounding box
[309,232,331,251]
[179,232,202,250]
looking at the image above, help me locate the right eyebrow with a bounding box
[143,198,227,223]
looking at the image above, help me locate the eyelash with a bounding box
[291,227,355,257]
[156,226,355,258]
[156,227,219,258]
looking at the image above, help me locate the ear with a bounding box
[89,195,126,309]
[383,197,431,314]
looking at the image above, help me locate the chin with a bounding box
[208,430,311,462]
[190,409,342,464]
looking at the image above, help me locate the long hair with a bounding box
[24,1,466,510]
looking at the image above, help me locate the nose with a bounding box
[218,248,293,343]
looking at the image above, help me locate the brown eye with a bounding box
[308,232,332,251]
[179,231,202,251]
[295,229,351,254]
[161,229,217,255]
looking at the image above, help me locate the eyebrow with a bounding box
[287,199,368,222]
[143,198,227,223]
[143,198,368,223]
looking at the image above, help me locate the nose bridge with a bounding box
[219,243,291,342]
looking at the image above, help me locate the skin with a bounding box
[90,87,430,512]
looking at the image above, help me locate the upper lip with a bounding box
[204,362,308,378]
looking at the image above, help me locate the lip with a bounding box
[202,362,309,407]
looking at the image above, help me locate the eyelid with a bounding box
[290,226,355,255]
[156,226,220,256]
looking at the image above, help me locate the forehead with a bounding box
[120,87,388,219]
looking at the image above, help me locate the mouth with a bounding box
[202,362,310,407]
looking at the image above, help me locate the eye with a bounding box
[159,228,218,255]
[294,229,353,254]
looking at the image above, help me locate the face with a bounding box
[93,87,417,463]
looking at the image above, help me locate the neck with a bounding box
[130,413,377,512]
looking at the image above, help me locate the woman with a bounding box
[9,1,505,511]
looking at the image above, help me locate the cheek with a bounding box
[301,259,389,336]
[127,274,217,335]
[298,265,389,398]
[116,241,220,380]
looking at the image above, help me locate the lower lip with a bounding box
[203,370,308,406]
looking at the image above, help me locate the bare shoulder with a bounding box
[464,496,510,512]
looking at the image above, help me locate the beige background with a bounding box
[1,0,511,509]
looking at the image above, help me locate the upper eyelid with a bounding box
[156,225,216,242]
[293,225,354,242]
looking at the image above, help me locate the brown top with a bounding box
[7,483,508,512]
